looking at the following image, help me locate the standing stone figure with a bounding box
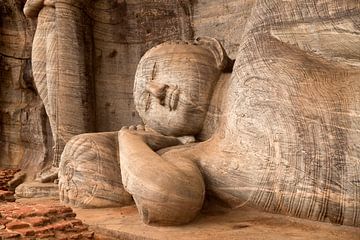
[24,0,60,182]
[24,0,95,182]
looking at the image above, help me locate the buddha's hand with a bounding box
[119,125,182,151]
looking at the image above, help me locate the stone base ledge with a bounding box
[15,182,59,199]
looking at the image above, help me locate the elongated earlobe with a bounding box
[194,36,234,72]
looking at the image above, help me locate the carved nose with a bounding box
[145,82,169,105]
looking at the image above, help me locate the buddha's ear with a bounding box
[194,37,234,72]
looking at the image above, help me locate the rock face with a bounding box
[22,0,195,169]
[2,0,360,229]
[59,0,360,227]
[213,0,360,226]
[0,0,52,177]
[1,0,254,176]
[90,0,194,131]
[192,0,255,59]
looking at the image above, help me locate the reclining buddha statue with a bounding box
[58,37,234,225]
[59,1,360,227]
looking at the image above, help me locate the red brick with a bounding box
[57,206,73,214]
[69,219,83,226]
[69,233,82,239]
[0,190,13,197]
[34,207,58,216]
[36,232,56,239]
[14,228,35,236]
[82,231,95,239]
[33,225,54,234]
[0,198,96,240]
[0,231,21,238]
[51,220,72,231]
[54,232,70,240]
[65,224,88,232]
[4,197,15,202]
[0,203,18,212]
[6,220,30,230]
[23,216,50,227]
[60,212,77,218]
[10,208,33,218]
[0,218,11,225]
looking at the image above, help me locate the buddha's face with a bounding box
[134,42,221,136]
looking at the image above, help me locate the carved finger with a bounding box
[144,125,156,132]
[129,125,136,131]
[136,125,145,131]
[121,126,129,130]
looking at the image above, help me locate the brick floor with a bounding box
[0,168,20,190]
[0,168,95,239]
[0,202,95,239]
[0,168,20,202]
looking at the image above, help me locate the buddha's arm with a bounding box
[118,128,205,225]
[23,0,44,18]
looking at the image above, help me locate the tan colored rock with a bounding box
[24,0,96,172]
[21,0,194,182]
[59,38,233,225]
[0,0,51,178]
[4,0,359,229]
[59,132,132,208]
[61,0,360,226]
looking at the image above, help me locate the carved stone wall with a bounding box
[84,0,255,132]
[1,0,255,169]
[192,0,255,59]
[91,0,194,131]
[0,0,196,169]
[82,0,256,137]
[213,0,360,226]
[0,0,52,174]
[2,2,359,227]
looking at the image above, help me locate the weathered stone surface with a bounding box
[22,0,195,175]
[73,198,360,240]
[58,132,132,208]
[59,38,233,225]
[15,182,59,198]
[90,0,194,131]
[1,0,254,175]
[117,38,233,225]
[0,0,263,175]
[60,0,360,228]
[192,0,255,59]
[2,0,360,232]
[0,0,52,178]
[211,0,360,227]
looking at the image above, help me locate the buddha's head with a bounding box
[23,0,45,18]
[134,37,233,136]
